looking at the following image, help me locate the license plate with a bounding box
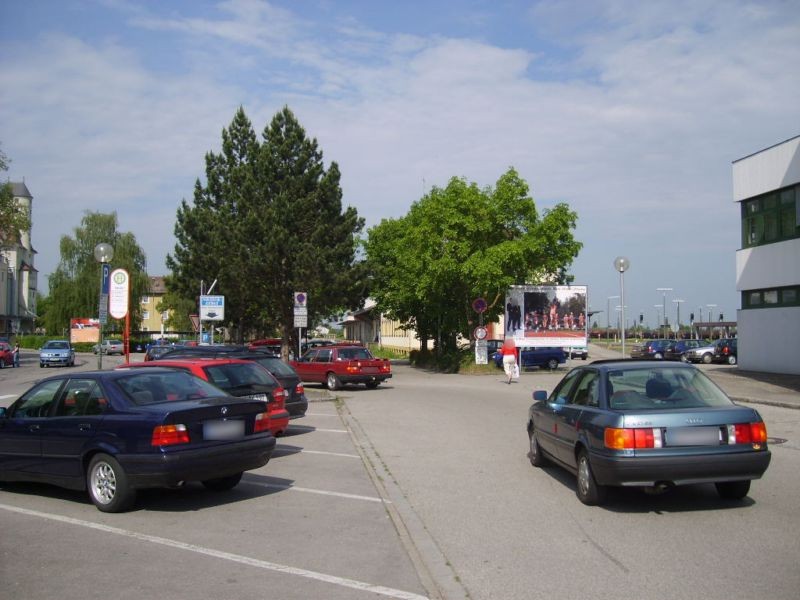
[243,393,268,402]
[362,367,378,374]
[204,419,245,440]
[665,427,721,447]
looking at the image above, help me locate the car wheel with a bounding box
[680,354,689,363]
[702,353,712,364]
[546,358,559,370]
[727,355,737,365]
[40,363,45,368]
[528,426,546,467]
[326,372,341,391]
[87,453,136,513]
[365,381,380,389]
[715,480,750,500]
[576,450,607,505]
[202,472,243,491]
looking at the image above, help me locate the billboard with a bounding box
[505,285,588,348]
[70,317,101,344]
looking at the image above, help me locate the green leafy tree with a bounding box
[0,145,32,245]
[168,106,366,354]
[365,168,582,354]
[43,212,149,336]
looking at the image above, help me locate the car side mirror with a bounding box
[532,390,548,402]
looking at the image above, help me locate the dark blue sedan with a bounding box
[527,360,771,505]
[0,368,276,512]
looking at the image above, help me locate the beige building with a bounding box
[139,276,170,337]
[0,182,38,335]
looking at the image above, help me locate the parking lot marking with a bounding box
[290,425,348,433]
[301,449,360,458]
[303,411,340,417]
[0,394,16,400]
[243,481,389,503]
[0,504,425,600]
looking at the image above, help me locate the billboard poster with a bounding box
[505,285,588,348]
[70,317,100,344]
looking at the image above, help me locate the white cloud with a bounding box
[1,0,798,321]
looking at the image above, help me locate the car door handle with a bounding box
[78,424,93,431]
[28,424,41,432]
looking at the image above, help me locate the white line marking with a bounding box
[0,394,17,400]
[312,427,348,433]
[300,449,360,459]
[0,504,425,600]
[303,412,339,417]
[244,481,388,503]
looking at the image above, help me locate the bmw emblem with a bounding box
[221,406,228,416]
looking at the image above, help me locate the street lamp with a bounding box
[656,287,672,339]
[607,295,619,345]
[94,242,114,370]
[706,304,717,338]
[614,256,630,356]
[673,299,684,338]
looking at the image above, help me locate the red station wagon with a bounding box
[122,358,290,436]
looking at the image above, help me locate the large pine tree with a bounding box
[168,106,365,352]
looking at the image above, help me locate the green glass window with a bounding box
[741,183,799,248]
[782,289,797,304]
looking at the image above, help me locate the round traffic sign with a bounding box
[474,326,488,340]
[472,297,487,313]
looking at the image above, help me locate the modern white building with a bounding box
[733,135,800,375]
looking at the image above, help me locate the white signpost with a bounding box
[294,292,307,356]
[109,269,130,320]
[200,295,225,321]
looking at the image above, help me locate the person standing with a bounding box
[500,338,517,384]
[13,342,20,368]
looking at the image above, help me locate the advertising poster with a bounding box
[505,285,588,348]
[70,317,100,344]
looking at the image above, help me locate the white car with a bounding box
[93,340,124,355]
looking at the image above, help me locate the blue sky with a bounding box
[2,0,799,329]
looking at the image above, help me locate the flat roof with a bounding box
[733,133,800,164]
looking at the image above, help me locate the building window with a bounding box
[142,311,150,320]
[141,296,150,304]
[741,184,798,248]
[743,286,800,309]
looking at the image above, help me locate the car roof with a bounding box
[576,359,696,371]
[127,358,253,368]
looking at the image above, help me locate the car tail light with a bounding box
[151,424,189,446]
[346,363,361,373]
[729,422,767,445]
[295,383,304,395]
[254,411,271,433]
[272,387,286,409]
[605,427,663,449]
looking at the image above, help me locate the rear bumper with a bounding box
[286,395,308,419]
[118,434,276,489]
[339,373,392,385]
[590,449,771,487]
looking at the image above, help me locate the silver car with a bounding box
[683,343,716,364]
[39,340,75,368]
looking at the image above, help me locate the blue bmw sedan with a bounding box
[0,368,276,512]
[527,360,771,505]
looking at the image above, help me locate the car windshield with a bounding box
[337,348,373,360]
[44,341,69,349]
[253,357,297,377]
[607,366,734,410]
[116,371,224,404]
[203,362,277,390]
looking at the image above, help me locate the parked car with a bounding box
[565,346,589,360]
[291,344,392,390]
[713,338,738,365]
[123,358,290,436]
[153,347,308,420]
[0,368,276,512]
[526,360,771,505]
[93,339,124,355]
[39,340,75,368]
[492,346,566,371]
[0,342,14,368]
[144,344,181,361]
[663,339,709,362]
[629,339,673,360]
[683,342,717,364]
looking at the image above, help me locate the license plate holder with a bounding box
[204,419,245,440]
[665,426,720,447]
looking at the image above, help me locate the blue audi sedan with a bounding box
[0,368,276,512]
[527,360,771,505]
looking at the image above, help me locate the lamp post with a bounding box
[606,295,619,346]
[706,304,717,338]
[672,299,684,338]
[613,257,630,356]
[656,287,672,339]
[94,242,114,370]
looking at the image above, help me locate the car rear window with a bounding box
[203,362,277,390]
[116,371,224,404]
[607,367,734,410]
[337,348,372,360]
[255,357,297,377]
